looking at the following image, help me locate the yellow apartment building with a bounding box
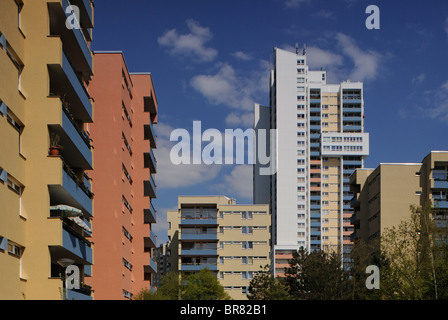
[1,0,95,300]
[167,196,270,300]
[350,151,448,250]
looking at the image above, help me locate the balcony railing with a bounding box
[62,103,92,149]
[63,0,92,70]
[144,202,157,224]
[65,288,93,300]
[63,163,94,199]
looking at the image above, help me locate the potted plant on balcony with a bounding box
[78,282,93,296]
[49,132,63,156]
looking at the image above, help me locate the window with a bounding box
[123,290,132,299]
[0,34,24,90]
[122,196,133,213]
[7,242,22,257]
[122,227,133,242]
[15,0,24,30]
[122,164,132,184]
[242,226,253,234]
[122,133,132,156]
[2,106,24,155]
[123,258,133,271]
[242,241,253,249]
[241,211,253,219]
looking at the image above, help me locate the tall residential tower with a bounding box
[87,52,158,300]
[254,47,369,276]
[1,0,95,299]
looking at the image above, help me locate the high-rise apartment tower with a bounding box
[254,47,369,276]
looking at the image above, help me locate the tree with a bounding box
[134,271,181,300]
[349,239,377,300]
[247,265,290,300]
[378,203,448,299]
[285,248,352,300]
[134,269,230,300]
[181,268,231,300]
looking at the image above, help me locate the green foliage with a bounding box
[378,203,448,300]
[247,265,290,300]
[134,269,231,300]
[181,268,231,300]
[285,248,352,300]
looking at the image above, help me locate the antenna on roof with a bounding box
[296,43,299,54]
[303,44,306,55]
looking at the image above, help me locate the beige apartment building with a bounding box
[350,151,448,249]
[167,196,270,300]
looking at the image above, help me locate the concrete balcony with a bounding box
[144,122,157,149]
[343,125,362,132]
[144,257,157,274]
[180,219,218,226]
[144,232,157,250]
[63,226,93,264]
[48,0,93,77]
[343,116,362,122]
[69,0,94,28]
[433,200,448,209]
[343,99,362,104]
[65,288,93,300]
[343,107,362,113]
[48,105,92,170]
[144,175,157,198]
[181,264,218,272]
[144,148,157,173]
[144,202,157,224]
[48,51,93,123]
[180,233,218,241]
[180,249,218,256]
[144,95,157,116]
[432,180,448,189]
[48,162,93,217]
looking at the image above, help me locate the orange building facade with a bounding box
[87,52,158,299]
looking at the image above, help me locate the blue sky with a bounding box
[91,0,448,243]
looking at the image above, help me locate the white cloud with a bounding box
[214,165,253,201]
[158,19,218,62]
[285,0,309,8]
[231,51,253,61]
[412,73,426,85]
[306,46,344,70]
[335,33,381,82]
[423,81,448,123]
[315,10,334,19]
[190,60,271,112]
[154,123,222,188]
[225,112,254,127]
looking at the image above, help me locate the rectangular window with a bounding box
[7,242,22,257]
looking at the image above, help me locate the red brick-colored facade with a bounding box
[87,52,158,299]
